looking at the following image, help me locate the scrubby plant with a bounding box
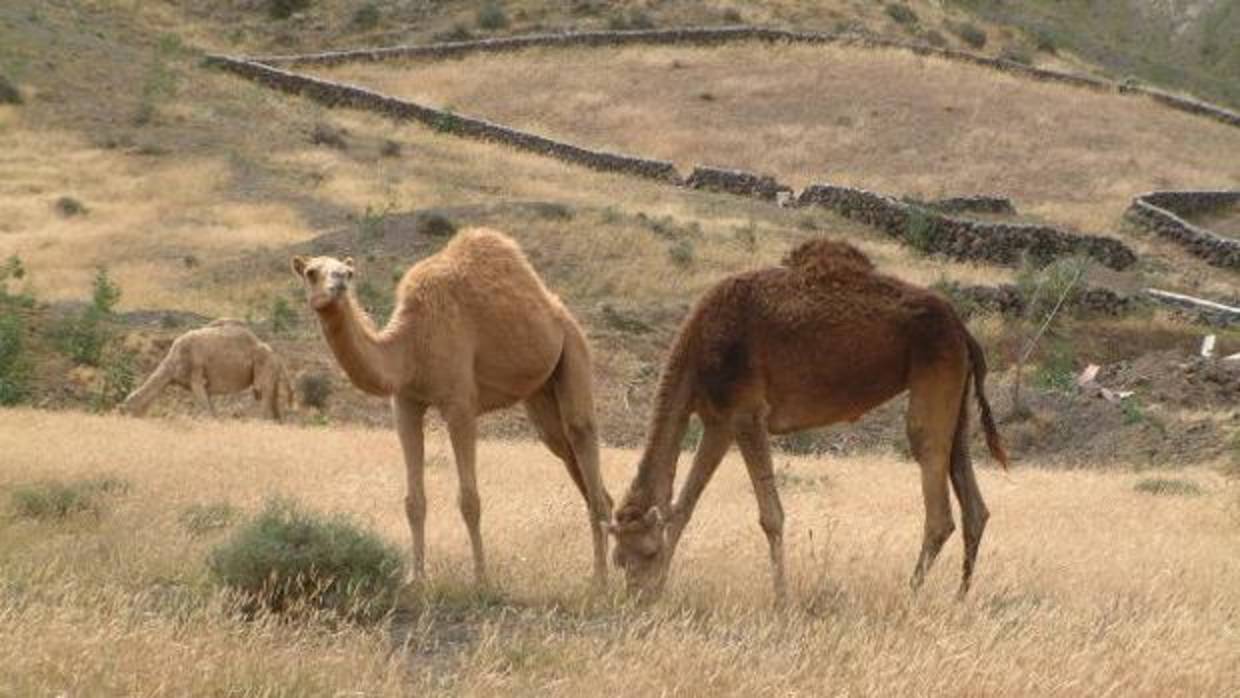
[269,296,297,336]
[54,196,87,217]
[608,9,655,30]
[296,371,333,410]
[952,21,987,49]
[476,1,509,30]
[352,2,381,30]
[1134,478,1203,497]
[54,268,122,367]
[885,4,919,26]
[668,238,695,268]
[0,73,21,105]
[134,34,180,126]
[0,312,31,406]
[93,346,136,411]
[999,46,1034,66]
[774,429,833,456]
[903,206,941,255]
[180,501,240,537]
[268,0,311,20]
[208,498,404,620]
[9,476,130,520]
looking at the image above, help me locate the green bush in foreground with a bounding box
[208,498,404,620]
[9,477,131,520]
[1134,478,1203,497]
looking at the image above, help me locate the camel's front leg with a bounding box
[393,395,428,581]
[445,406,487,585]
[667,419,734,557]
[734,411,787,605]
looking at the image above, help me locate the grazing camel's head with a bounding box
[609,505,670,597]
[291,255,355,310]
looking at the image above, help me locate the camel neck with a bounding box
[627,354,695,511]
[316,294,405,396]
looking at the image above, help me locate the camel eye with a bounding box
[307,269,319,282]
[345,269,354,280]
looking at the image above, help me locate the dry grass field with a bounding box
[315,42,1240,232]
[1,409,1237,696]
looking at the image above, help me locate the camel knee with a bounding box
[458,488,481,525]
[759,505,784,541]
[562,417,598,450]
[404,492,426,523]
[925,517,956,548]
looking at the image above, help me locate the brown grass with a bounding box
[1,408,1236,695]
[313,42,1240,233]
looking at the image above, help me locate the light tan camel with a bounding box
[609,239,1009,602]
[291,228,612,587]
[121,319,294,421]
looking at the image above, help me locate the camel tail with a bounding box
[964,330,1009,470]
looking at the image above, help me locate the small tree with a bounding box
[1010,256,1089,415]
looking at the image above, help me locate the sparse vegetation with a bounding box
[607,9,656,30]
[92,346,136,411]
[54,196,87,217]
[267,0,311,20]
[668,238,695,268]
[951,21,988,49]
[53,268,121,367]
[0,73,21,105]
[884,4,919,27]
[208,498,404,620]
[296,371,333,410]
[0,313,31,406]
[179,501,239,537]
[476,1,509,31]
[999,46,1034,66]
[351,2,381,30]
[1134,477,1203,497]
[8,476,130,521]
[269,296,297,335]
[902,206,941,255]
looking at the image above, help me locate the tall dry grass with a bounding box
[315,42,1240,233]
[1,408,1236,696]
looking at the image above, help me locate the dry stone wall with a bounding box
[684,166,792,201]
[243,26,1240,129]
[1125,191,1240,270]
[943,283,1134,318]
[795,184,1136,270]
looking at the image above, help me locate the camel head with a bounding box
[608,504,670,597]
[291,255,355,310]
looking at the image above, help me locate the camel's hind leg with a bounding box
[733,410,788,604]
[544,328,613,589]
[949,389,990,598]
[906,359,968,592]
[394,395,429,581]
[189,363,215,417]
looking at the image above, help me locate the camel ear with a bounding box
[291,256,309,278]
[643,506,663,528]
[343,256,355,270]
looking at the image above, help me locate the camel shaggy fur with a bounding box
[610,239,1009,602]
[121,319,293,421]
[291,228,612,587]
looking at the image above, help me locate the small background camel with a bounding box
[121,319,294,421]
[609,238,1009,602]
[291,228,612,587]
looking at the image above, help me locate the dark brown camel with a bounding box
[609,238,1009,602]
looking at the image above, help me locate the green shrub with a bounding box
[668,239,695,268]
[352,2,380,29]
[54,268,121,367]
[923,29,948,47]
[54,196,87,217]
[356,278,394,326]
[903,206,941,255]
[208,498,404,620]
[1033,340,1076,393]
[952,22,987,49]
[180,501,239,537]
[1032,28,1058,54]
[296,371,332,410]
[268,0,311,20]
[0,73,21,105]
[885,4,919,26]
[93,347,136,411]
[9,477,130,520]
[999,46,1033,66]
[476,2,509,30]
[0,312,31,406]
[269,296,297,335]
[1133,478,1203,497]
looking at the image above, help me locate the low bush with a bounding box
[952,22,987,49]
[9,477,131,520]
[208,498,404,620]
[296,372,332,410]
[477,2,509,30]
[1133,478,1203,497]
[885,4,918,26]
[180,501,240,537]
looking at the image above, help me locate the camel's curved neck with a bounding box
[315,294,407,397]
[625,349,695,512]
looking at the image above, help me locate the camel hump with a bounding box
[781,238,875,276]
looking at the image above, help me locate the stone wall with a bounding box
[795,184,1137,270]
[944,283,1133,318]
[204,56,683,184]
[927,195,1016,215]
[684,166,792,201]
[241,26,1240,129]
[1125,191,1240,270]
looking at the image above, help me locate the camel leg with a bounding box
[444,406,487,585]
[548,331,613,590]
[393,395,428,581]
[255,360,281,422]
[667,418,733,556]
[733,411,788,604]
[524,386,612,588]
[949,389,990,599]
[906,368,966,592]
[189,364,215,417]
